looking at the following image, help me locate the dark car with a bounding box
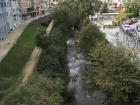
[130,29,137,35]
[127,18,137,25]
[126,29,132,37]
[127,19,134,25]
[126,29,137,37]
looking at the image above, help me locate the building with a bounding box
[41,0,49,14]
[49,0,59,10]
[11,0,21,25]
[31,0,43,16]
[101,0,127,5]
[0,0,15,38]
[18,0,32,20]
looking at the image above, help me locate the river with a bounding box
[67,37,107,105]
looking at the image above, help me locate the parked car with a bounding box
[127,18,137,25]
[129,29,137,37]
[123,23,131,31]
[127,19,134,25]
[126,28,137,38]
[126,29,132,37]
[136,24,140,32]
[131,18,137,23]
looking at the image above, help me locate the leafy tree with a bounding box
[37,26,69,84]
[2,74,64,105]
[35,31,48,49]
[52,0,100,33]
[79,23,105,55]
[52,0,81,33]
[100,2,108,13]
[113,10,128,25]
[125,0,140,17]
[84,42,140,105]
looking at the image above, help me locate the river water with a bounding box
[67,38,107,105]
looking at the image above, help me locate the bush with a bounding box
[2,74,64,105]
[62,89,76,104]
[79,23,105,55]
[37,26,69,84]
[84,42,140,105]
[35,30,47,49]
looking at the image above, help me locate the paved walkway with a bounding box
[21,21,54,84]
[0,17,39,62]
[94,21,118,46]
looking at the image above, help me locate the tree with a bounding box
[84,42,140,105]
[52,0,81,33]
[100,2,108,13]
[125,0,140,17]
[79,23,105,55]
[113,10,128,25]
[35,31,48,49]
[2,74,64,105]
[37,26,69,84]
[52,0,100,33]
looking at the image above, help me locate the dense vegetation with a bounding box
[2,0,140,105]
[33,0,101,104]
[125,0,140,17]
[100,2,108,13]
[78,15,140,105]
[79,22,105,55]
[2,74,63,105]
[84,42,140,105]
[37,26,69,83]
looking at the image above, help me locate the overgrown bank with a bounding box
[0,16,51,101]
[79,17,140,105]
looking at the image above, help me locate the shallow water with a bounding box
[67,38,107,105]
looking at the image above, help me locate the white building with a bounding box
[0,0,15,38]
[101,0,127,5]
[11,0,21,25]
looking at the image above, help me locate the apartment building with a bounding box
[0,0,15,38]
[31,0,50,16]
[18,0,32,19]
[11,0,21,25]
[31,0,43,16]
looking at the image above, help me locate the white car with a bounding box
[123,23,131,31]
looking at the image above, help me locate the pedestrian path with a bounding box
[21,21,54,84]
[0,17,39,62]
[94,21,118,46]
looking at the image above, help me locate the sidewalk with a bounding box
[0,17,39,62]
[94,20,118,46]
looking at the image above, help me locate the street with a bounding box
[94,19,140,58]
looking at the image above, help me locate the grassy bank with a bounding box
[0,23,45,100]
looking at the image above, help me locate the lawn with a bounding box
[0,23,45,100]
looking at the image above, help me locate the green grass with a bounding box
[0,24,45,100]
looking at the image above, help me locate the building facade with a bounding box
[0,0,15,38]
[18,0,32,19]
[101,0,127,5]
[11,0,21,25]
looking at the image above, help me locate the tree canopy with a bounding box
[100,2,108,13]
[2,74,64,105]
[79,23,105,55]
[84,42,140,105]
[125,0,140,17]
